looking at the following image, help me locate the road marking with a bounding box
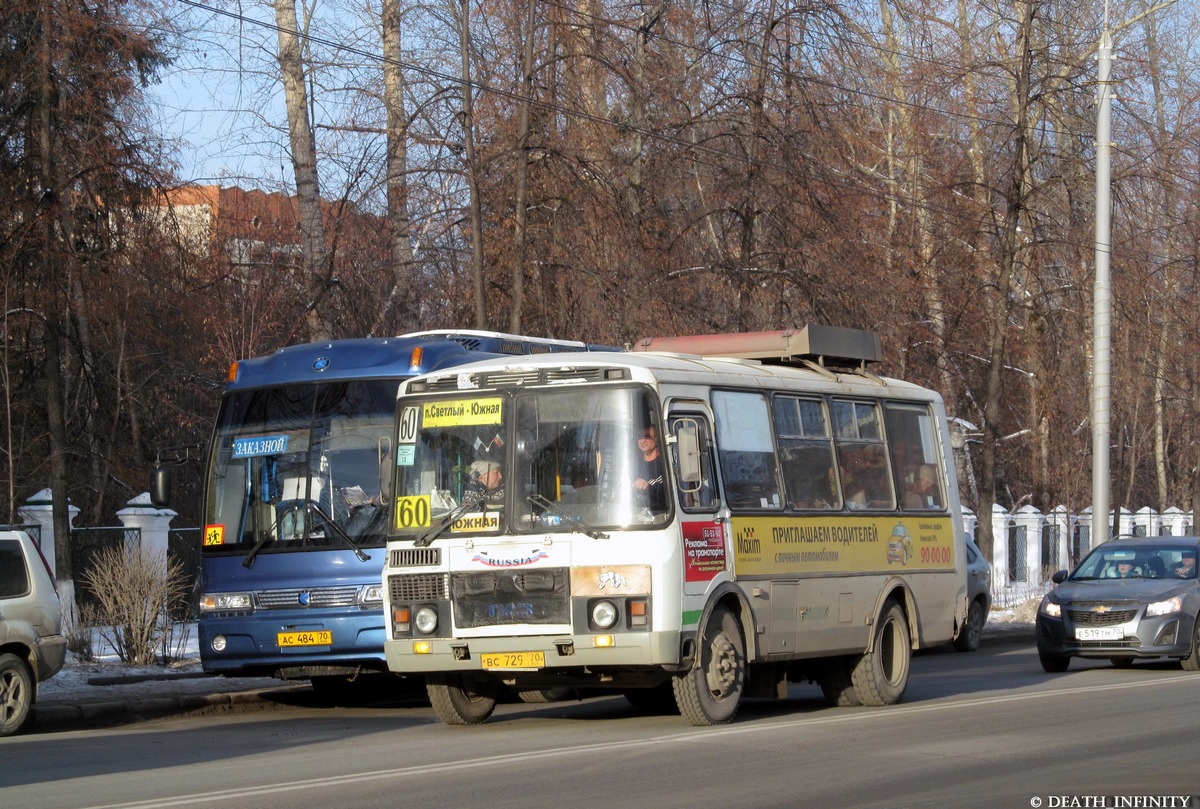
[80,672,1200,809]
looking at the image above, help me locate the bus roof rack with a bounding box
[632,325,882,369]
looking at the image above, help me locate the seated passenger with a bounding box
[904,464,939,509]
[1172,555,1196,578]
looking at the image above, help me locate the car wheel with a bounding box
[1181,619,1200,672]
[1039,652,1070,673]
[953,600,985,652]
[0,653,35,737]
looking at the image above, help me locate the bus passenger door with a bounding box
[667,409,727,594]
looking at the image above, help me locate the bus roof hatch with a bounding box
[632,325,882,368]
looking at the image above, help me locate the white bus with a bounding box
[382,326,969,725]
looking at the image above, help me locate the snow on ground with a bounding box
[37,624,285,705]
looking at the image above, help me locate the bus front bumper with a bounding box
[384,630,682,675]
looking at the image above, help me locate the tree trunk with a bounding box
[274,0,331,342]
[459,0,487,329]
[380,0,418,334]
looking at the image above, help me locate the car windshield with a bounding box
[1071,545,1197,580]
[204,380,397,553]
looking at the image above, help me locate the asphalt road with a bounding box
[3,640,1199,809]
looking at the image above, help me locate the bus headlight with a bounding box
[200,592,252,612]
[414,606,439,635]
[360,584,384,605]
[591,599,619,630]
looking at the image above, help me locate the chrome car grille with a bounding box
[1067,603,1139,626]
[255,586,359,609]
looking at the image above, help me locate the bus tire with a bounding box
[849,600,910,706]
[517,687,572,704]
[817,657,860,707]
[673,606,744,726]
[0,653,34,737]
[426,673,499,725]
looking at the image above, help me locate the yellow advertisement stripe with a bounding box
[732,515,957,576]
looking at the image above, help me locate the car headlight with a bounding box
[591,599,619,630]
[1039,597,1061,618]
[414,605,438,634]
[1145,596,1182,617]
[200,592,253,612]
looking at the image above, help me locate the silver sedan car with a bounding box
[1035,536,1200,672]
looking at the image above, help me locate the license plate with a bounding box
[1075,627,1123,641]
[480,651,545,670]
[278,630,332,647]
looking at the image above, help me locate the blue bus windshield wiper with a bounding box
[306,502,371,562]
[415,499,478,547]
[527,495,609,539]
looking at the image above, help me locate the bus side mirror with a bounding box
[675,422,702,487]
[151,466,172,508]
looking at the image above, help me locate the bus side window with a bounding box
[884,403,946,512]
[670,415,718,511]
[831,399,894,510]
[773,395,839,510]
[712,391,783,510]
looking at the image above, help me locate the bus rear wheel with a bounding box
[674,606,744,726]
[849,600,910,706]
[816,657,860,707]
[426,673,499,725]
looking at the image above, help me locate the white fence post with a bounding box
[17,488,80,579]
[116,493,177,559]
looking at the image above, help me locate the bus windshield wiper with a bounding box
[527,495,609,540]
[415,499,478,547]
[306,502,371,562]
[242,520,274,569]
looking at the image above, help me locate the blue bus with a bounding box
[158,331,614,698]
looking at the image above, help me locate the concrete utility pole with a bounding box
[1092,23,1113,546]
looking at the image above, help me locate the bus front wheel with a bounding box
[849,600,911,706]
[426,672,499,725]
[674,606,744,726]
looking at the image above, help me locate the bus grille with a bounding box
[451,567,569,628]
[255,586,359,609]
[388,573,449,602]
[389,547,441,567]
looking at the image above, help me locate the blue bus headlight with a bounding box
[200,592,253,612]
[360,584,384,605]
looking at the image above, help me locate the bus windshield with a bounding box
[204,380,397,554]
[391,386,670,538]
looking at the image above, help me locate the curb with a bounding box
[32,687,284,733]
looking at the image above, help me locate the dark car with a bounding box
[954,537,992,652]
[1035,536,1200,672]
